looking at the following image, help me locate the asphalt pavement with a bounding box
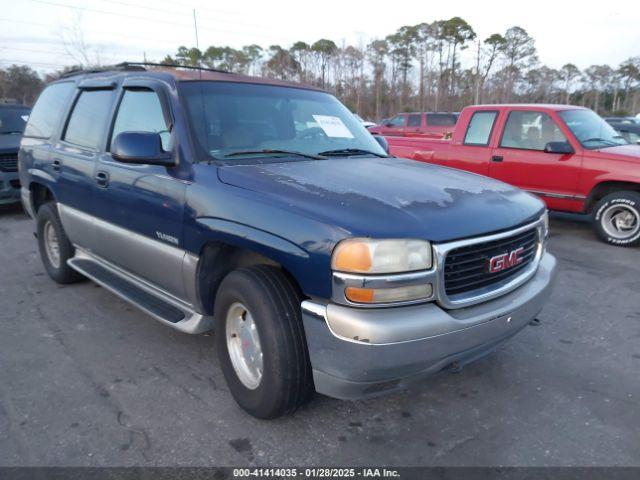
[0,205,638,467]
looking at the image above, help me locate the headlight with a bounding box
[332,238,434,305]
[332,238,432,274]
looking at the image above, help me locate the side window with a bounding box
[388,115,405,127]
[500,111,568,151]
[426,114,457,126]
[23,82,75,138]
[407,114,422,127]
[111,90,171,151]
[464,111,497,146]
[64,90,114,149]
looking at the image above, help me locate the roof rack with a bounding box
[60,62,232,79]
[117,62,231,74]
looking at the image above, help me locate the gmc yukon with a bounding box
[19,65,557,419]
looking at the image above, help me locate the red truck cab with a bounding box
[388,104,640,247]
[369,112,458,139]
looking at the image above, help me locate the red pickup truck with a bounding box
[369,112,458,139]
[387,104,640,247]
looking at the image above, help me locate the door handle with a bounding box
[52,159,61,172]
[491,155,504,162]
[95,171,109,188]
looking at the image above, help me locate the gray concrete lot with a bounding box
[0,205,639,467]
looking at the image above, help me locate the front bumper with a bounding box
[0,172,20,205]
[302,253,557,400]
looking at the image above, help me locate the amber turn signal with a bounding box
[332,241,372,273]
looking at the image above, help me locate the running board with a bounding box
[68,251,214,334]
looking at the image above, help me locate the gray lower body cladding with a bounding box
[302,253,557,400]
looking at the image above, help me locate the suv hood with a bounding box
[217,157,544,242]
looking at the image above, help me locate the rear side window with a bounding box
[464,111,497,146]
[407,114,422,127]
[64,90,114,149]
[427,114,457,126]
[111,90,171,151]
[23,82,75,138]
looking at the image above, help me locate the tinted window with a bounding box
[23,82,75,138]
[464,111,497,145]
[501,111,568,151]
[64,90,114,149]
[0,107,30,134]
[111,90,170,151]
[427,113,457,126]
[407,114,422,127]
[388,115,405,127]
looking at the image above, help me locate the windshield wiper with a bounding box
[582,137,619,146]
[0,130,23,135]
[224,149,325,160]
[317,148,389,158]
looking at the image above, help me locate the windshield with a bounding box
[0,107,30,134]
[558,109,628,149]
[179,81,386,161]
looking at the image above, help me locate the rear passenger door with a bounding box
[91,81,189,300]
[55,84,117,249]
[445,110,499,176]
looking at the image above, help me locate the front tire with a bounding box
[36,202,84,284]
[214,265,313,419]
[593,191,640,247]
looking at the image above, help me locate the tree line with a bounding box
[2,17,639,120]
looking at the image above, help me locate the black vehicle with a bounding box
[604,117,640,144]
[0,103,30,205]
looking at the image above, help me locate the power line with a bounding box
[27,0,293,42]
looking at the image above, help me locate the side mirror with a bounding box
[112,132,175,166]
[373,135,390,154]
[544,141,574,154]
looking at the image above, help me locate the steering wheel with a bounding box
[297,127,327,140]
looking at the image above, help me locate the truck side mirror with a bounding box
[112,131,175,166]
[544,141,574,154]
[373,135,390,154]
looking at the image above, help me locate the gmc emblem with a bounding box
[489,247,525,273]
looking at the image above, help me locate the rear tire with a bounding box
[36,202,84,284]
[592,191,640,247]
[214,265,313,419]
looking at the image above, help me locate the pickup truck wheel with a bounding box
[593,191,640,247]
[36,202,84,284]
[214,265,313,419]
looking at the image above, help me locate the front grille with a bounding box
[444,227,539,297]
[0,153,18,172]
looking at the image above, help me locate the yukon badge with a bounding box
[156,231,179,246]
[489,247,524,273]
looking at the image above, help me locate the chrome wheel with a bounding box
[225,302,263,390]
[43,221,61,268]
[601,204,640,240]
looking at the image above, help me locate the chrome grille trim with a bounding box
[433,217,546,309]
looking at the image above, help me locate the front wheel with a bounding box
[36,202,84,284]
[214,265,313,419]
[593,191,640,247]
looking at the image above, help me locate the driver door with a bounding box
[490,110,583,212]
[91,80,190,300]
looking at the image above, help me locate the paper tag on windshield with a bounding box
[312,115,354,138]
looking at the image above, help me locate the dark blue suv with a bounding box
[19,64,557,419]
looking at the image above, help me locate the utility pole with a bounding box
[193,9,200,53]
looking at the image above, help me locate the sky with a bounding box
[1,0,639,74]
